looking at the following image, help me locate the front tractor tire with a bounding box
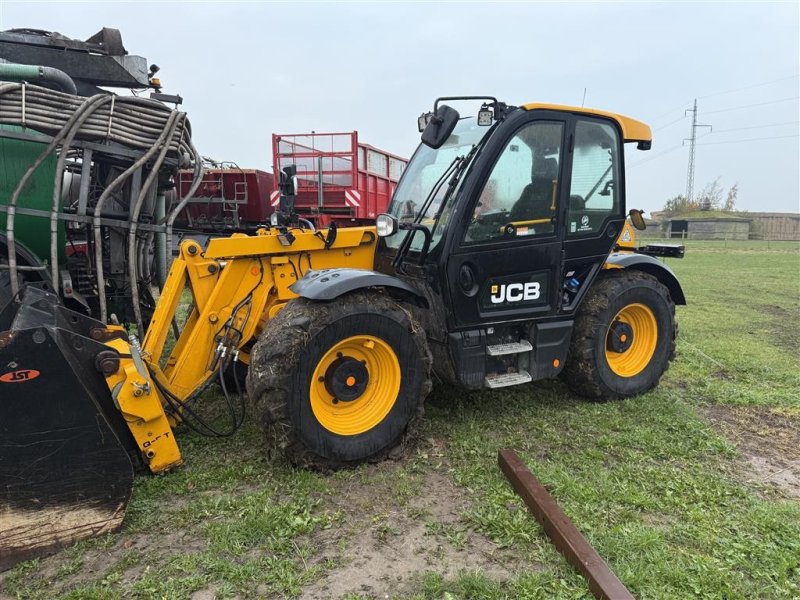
[561,270,676,400]
[246,292,432,469]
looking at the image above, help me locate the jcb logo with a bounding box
[0,369,41,383]
[490,282,541,304]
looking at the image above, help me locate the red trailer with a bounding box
[175,166,275,231]
[272,132,407,227]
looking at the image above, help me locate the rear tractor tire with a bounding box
[561,270,676,400]
[246,292,432,469]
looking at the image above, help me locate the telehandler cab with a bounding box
[0,97,685,569]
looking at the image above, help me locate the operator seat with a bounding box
[509,157,558,226]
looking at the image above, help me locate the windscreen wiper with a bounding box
[393,138,488,270]
[392,155,462,270]
[433,143,480,223]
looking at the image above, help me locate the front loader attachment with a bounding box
[0,285,135,571]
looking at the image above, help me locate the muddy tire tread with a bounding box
[246,291,432,470]
[561,270,677,400]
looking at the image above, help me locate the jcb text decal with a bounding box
[481,271,549,311]
[490,282,541,304]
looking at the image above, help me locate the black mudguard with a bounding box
[0,286,134,571]
[291,268,427,306]
[605,253,686,305]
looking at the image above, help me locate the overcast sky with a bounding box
[1,1,798,215]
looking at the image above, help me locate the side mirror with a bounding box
[628,208,646,231]
[376,213,399,237]
[278,165,297,215]
[599,180,615,197]
[421,105,459,149]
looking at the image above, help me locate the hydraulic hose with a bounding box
[154,194,167,287]
[94,111,183,323]
[0,81,198,308]
[128,111,183,334]
[49,94,115,288]
[4,86,99,298]
[165,138,204,263]
[0,83,193,155]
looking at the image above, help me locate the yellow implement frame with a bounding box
[102,226,378,472]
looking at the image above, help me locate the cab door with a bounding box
[561,117,627,272]
[444,114,568,329]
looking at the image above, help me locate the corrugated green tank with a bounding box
[0,124,64,265]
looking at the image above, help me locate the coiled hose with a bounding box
[0,81,203,316]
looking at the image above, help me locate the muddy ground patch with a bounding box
[705,403,800,499]
[300,462,538,600]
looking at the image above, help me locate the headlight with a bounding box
[270,212,279,226]
[376,213,399,237]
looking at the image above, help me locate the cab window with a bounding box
[465,121,563,243]
[567,120,621,236]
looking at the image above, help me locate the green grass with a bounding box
[1,240,798,599]
[668,240,799,407]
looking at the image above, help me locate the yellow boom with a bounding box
[102,226,378,472]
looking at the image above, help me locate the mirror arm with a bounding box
[418,229,432,265]
[399,222,431,245]
[434,96,498,112]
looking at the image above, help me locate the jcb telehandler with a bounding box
[0,97,685,569]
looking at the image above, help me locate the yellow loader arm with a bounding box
[105,226,378,472]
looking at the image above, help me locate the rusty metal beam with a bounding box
[498,449,634,600]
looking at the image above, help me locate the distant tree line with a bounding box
[662,178,739,216]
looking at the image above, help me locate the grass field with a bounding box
[1,240,798,600]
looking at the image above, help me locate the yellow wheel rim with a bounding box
[309,335,401,436]
[604,303,658,378]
